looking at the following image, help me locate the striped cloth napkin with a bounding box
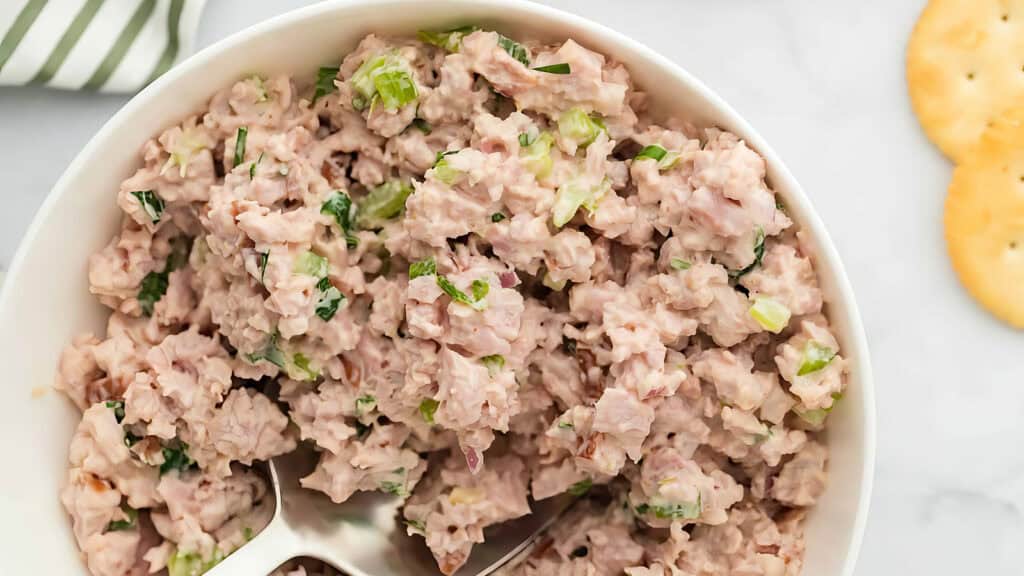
[0,0,207,92]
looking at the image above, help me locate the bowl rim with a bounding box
[0,0,875,573]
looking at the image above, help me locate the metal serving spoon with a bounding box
[206,446,574,576]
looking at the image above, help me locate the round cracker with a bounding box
[945,110,1024,327]
[907,0,1024,161]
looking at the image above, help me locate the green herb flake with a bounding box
[315,277,345,321]
[249,151,263,180]
[313,66,340,103]
[105,400,126,423]
[480,354,505,376]
[471,279,489,301]
[558,421,574,430]
[289,352,320,381]
[567,478,592,496]
[730,227,766,281]
[409,257,437,279]
[105,505,138,532]
[417,25,480,52]
[159,442,195,476]
[380,480,407,497]
[130,190,165,223]
[138,270,169,317]
[437,275,486,310]
[245,330,287,369]
[419,398,440,424]
[233,126,248,167]
[404,519,426,533]
[497,34,530,66]
[491,212,507,222]
[355,394,377,416]
[670,258,692,271]
[412,118,432,134]
[243,526,255,541]
[257,252,269,284]
[533,63,570,74]
[635,145,668,162]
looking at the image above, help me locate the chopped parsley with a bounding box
[491,212,507,222]
[636,496,702,519]
[730,227,766,280]
[159,441,195,476]
[138,270,170,317]
[105,505,138,532]
[245,330,286,368]
[437,275,488,310]
[497,34,530,65]
[321,191,359,248]
[130,190,164,223]
[404,519,426,533]
[355,394,377,416]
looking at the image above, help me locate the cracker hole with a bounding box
[1002,13,1010,22]
[967,72,976,81]
[1010,241,1018,250]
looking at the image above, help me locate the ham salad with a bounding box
[56,26,848,576]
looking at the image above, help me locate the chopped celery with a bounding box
[315,277,345,321]
[417,25,479,52]
[293,251,328,277]
[567,478,592,496]
[551,177,610,228]
[497,34,530,65]
[312,66,339,103]
[130,190,164,223]
[797,341,837,376]
[431,157,461,185]
[351,53,418,111]
[409,257,437,279]
[356,180,414,229]
[670,258,692,271]
[749,297,791,333]
[534,63,570,74]
[730,227,766,280]
[233,127,247,167]
[419,398,440,424]
[634,145,667,162]
[480,354,505,376]
[542,271,567,291]
[519,131,554,178]
[558,108,606,148]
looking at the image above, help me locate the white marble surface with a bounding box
[1,0,1020,573]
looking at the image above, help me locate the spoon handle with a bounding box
[205,518,302,576]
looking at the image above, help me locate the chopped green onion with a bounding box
[431,156,461,185]
[480,354,505,376]
[471,279,489,301]
[649,497,701,519]
[749,297,791,333]
[551,177,610,228]
[315,277,345,321]
[558,108,606,148]
[351,53,418,111]
[797,341,837,376]
[243,527,254,541]
[404,519,426,533]
[518,132,535,147]
[419,398,440,424]
[159,441,195,476]
[670,258,692,271]
[312,66,339,103]
[417,25,479,52]
[533,63,570,74]
[287,352,318,380]
[497,34,530,65]
[558,421,574,429]
[380,480,407,497]
[105,400,126,423]
[635,145,667,162]
[293,251,328,277]
[130,190,164,223]
[412,118,432,134]
[105,505,138,532]
[321,191,358,248]
[730,227,766,280]
[245,330,286,368]
[249,151,263,180]
[355,394,376,416]
[138,270,169,317]
[356,180,414,229]
[233,126,248,167]
[257,252,269,284]
[437,275,487,310]
[409,257,437,279]
[567,478,592,496]
[491,212,507,222]
[167,548,224,576]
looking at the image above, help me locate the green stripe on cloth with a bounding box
[0,0,47,73]
[30,0,106,85]
[145,0,184,85]
[83,0,157,91]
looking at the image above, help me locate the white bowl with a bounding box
[0,1,875,574]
